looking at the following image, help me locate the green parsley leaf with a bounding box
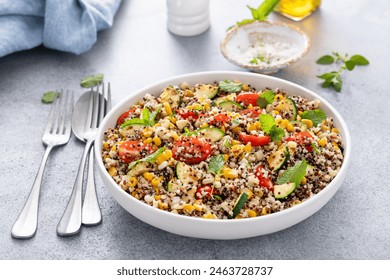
[316,55,335,65]
[269,126,285,142]
[42,91,56,104]
[257,90,275,108]
[349,55,369,66]
[259,114,275,134]
[218,80,243,93]
[301,109,327,127]
[208,155,225,175]
[276,159,307,185]
[121,118,151,128]
[80,73,104,88]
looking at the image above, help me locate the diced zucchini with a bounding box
[267,146,289,171]
[213,97,227,105]
[119,124,145,137]
[291,121,307,132]
[160,86,181,108]
[218,100,244,111]
[274,183,297,199]
[127,162,151,177]
[176,162,198,185]
[229,192,249,219]
[198,127,225,142]
[275,97,297,121]
[194,84,219,99]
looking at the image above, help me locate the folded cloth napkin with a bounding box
[0,0,121,57]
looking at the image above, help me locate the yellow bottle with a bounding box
[276,0,321,21]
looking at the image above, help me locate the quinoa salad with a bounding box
[102,80,344,219]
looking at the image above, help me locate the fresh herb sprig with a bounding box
[317,52,369,92]
[235,0,280,27]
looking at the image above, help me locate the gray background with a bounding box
[1,0,389,259]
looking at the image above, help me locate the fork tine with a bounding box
[44,92,59,135]
[52,90,64,134]
[84,88,94,131]
[57,90,68,135]
[63,91,74,136]
[98,83,105,125]
[107,82,112,113]
[91,85,100,129]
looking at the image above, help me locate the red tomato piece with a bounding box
[210,113,230,125]
[236,93,259,106]
[239,134,270,146]
[239,107,263,118]
[117,108,137,125]
[286,132,314,152]
[118,141,155,163]
[177,109,204,120]
[172,137,212,164]
[255,165,274,190]
[195,185,213,199]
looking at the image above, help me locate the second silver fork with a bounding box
[57,84,110,236]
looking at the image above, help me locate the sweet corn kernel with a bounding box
[292,200,301,206]
[165,150,172,159]
[222,167,238,179]
[202,212,214,219]
[144,138,153,144]
[296,115,302,121]
[201,123,209,128]
[129,177,138,187]
[232,127,241,133]
[272,110,280,115]
[183,204,195,214]
[221,126,226,133]
[108,167,117,177]
[331,128,339,133]
[242,84,249,91]
[243,188,253,199]
[318,137,327,147]
[279,119,289,129]
[153,137,162,147]
[332,142,340,151]
[255,121,261,129]
[298,111,303,116]
[103,142,109,149]
[231,140,241,145]
[223,154,229,161]
[110,145,117,152]
[154,195,161,200]
[248,103,253,109]
[235,214,243,219]
[151,178,160,188]
[287,123,294,132]
[142,127,153,138]
[322,125,330,131]
[246,209,257,218]
[261,207,271,216]
[169,116,177,124]
[301,119,313,128]
[170,131,179,140]
[143,172,154,182]
[162,102,171,116]
[244,143,252,153]
[193,203,203,212]
[204,103,210,111]
[301,177,307,185]
[158,202,168,210]
[274,94,284,101]
[247,123,257,132]
[231,144,245,157]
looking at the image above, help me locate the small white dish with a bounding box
[221,21,310,74]
[95,71,351,240]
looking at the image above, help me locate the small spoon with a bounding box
[72,91,102,226]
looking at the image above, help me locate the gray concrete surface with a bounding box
[1,0,389,259]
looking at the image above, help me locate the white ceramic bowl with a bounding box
[95,71,351,240]
[221,21,310,74]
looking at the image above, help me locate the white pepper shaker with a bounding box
[167,0,210,36]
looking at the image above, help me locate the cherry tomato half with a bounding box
[236,93,259,106]
[172,137,212,164]
[239,107,263,118]
[255,165,274,190]
[177,109,204,120]
[117,108,137,125]
[195,185,213,199]
[210,113,230,125]
[286,132,314,152]
[239,134,270,146]
[118,141,155,163]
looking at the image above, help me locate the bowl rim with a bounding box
[220,21,311,72]
[95,71,351,227]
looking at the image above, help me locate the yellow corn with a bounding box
[201,123,209,128]
[143,172,154,182]
[202,212,214,219]
[144,138,153,144]
[221,126,226,133]
[223,154,229,161]
[274,94,284,101]
[222,167,238,179]
[204,103,210,111]
[142,127,153,138]
[248,103,253,109]
[244,143,252,153]
[246,123,257,132]
[169,116,177,124]
[318,137,327,147]
[183,204,195,214]
[242,84,249,91]
[151,178,160,188]
[279,119,289,129]
[322,125,330,131]
[301,119,313,128]
[255,189,264,198]
[231,140,241,145]
[231,144,245,157]
[163,101,173,115]
[108,167,117,177]
[287,123,294,132]
[235,214,243,219]
[261,207,271,216]
[272,110,280,115]
[255,121,261,129]
[131,191,140,200]
[243,188,253,199]
[129,177,138,187]
[110,145,117,152]
[184,89,194,97]
[298,111,303,116]
[331,128,339,133]
[292,200,301,206]
[154,195,161,200]
[165,150,172,160]
[158,202,168,210]
[193,203,203,212]
[153,137,162,147]
[103,142,109,149]
[232,127,241,133]
[301,177,307,185]
[170,131,179,140]
[246,209,257,218]
[332,142,340,151]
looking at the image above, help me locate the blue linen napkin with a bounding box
[0,0,121,57]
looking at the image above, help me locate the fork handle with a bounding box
[11,145,53,239]
[57,139,94,236]
[81,147,102,226]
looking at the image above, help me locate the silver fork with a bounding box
[11,91,73,239]
[57,83,110,236]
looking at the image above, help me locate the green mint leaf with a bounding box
[121,118,150,128]
[213,195,222,201]
[345,60,356,71]
[259,114,275,134]
[350,55,369,66]
[317,72,338,80]
[143,147,166,163]
[249,0,280,21]
[257,90,275,108]
[208,155,225,175]
[270,126,285,142]
[224,139,232,148]
[301,109,327,127]
[42,91,56,104]
[276,159,307,185]
[250,57,259,64]
[141,107,151,121]
[316,55,335,65]
[80,73,104,88]
[311,143,320,154]
[332,75,342,92]
[218,80,243,93]
[236,19,256,27]
[149,105,162,125]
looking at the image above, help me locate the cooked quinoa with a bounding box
[102,80,344,219]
